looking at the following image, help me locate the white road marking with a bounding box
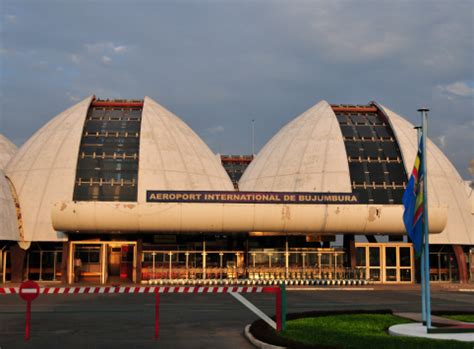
[229,292,276,330]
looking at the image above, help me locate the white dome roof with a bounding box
[240,100,472,245]
[380,104,473,245]
[137,97,233,202]
[6,97,93,241]
[239,100,351,192]
[6,96,233,241]
[0,134,17,169]
[0,169,19,241]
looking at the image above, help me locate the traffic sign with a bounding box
[19,280,40,341]
[19,280,40,302]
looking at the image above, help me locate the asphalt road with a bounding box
[0,287,472,348]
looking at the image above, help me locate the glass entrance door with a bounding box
[356,243,414,283]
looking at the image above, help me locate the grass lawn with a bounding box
[442,314,474,323]
[280,314,473,349]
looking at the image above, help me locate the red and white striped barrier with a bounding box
[1,284,286,340]
[0,286,278,295]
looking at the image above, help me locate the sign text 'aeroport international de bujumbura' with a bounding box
[146,191,359,204]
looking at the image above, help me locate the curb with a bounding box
[244,324,286,349]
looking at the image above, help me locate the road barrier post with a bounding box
[276,286,282,332]
[281,284,286,331]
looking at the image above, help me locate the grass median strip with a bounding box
[442,314,474,323]
[279,314,472,348]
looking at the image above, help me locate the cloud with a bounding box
[101,55,112,64]
[113,45,127,53]
[207,125,225,135]
[5,14,17,23]
[66,93,81,102]
[70,54,81,64]
[1,1,473,178]
[84,42,128,55]
[437,81,474,98]
[437,135,447,149]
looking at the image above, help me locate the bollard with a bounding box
[275,287,282,332]
[281,283,286,331]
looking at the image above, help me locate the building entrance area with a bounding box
[355,242,414,283]
[69,241,136,284]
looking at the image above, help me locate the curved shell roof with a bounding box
[6,96,233,241]
[0,134,17,169]
[239,100,351,192]
[6,97,93,241]
[137,96,233,202]
[380,104,473,245]
[0,170,19,241]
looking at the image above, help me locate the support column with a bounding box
[453,245,468,284]
[343,234,356,268]
[10,243,26,283]
[135,239,143,284]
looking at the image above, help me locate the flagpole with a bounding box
[414,125,426,325]
[418,107,432,330]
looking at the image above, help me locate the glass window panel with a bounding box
[386,268,397,281]
[400,269,411,281]
[345,141,364,158]
[341,126,357,137]
[356,247,366,266]
[350,114,367,124]
[367,163,386,183]
[369,247,380,266]
[380,142,400,158]
[336,114,348,124]
[349,162,367,183]
[374,126,391,138]
[369,268,381,281]
[355,126,374,138]
[320,254,330,266]
[353,189,369,203]
[400,247,411,267]
[372,189,390,204]
[386,163,407,183]
[367,114,381,124]
[84,120,107,133]
[385,247,396,267]
[90,108,106,118]
[390,189,405,204]
[362,142,380,158]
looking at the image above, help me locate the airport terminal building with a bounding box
[0,97,472,285]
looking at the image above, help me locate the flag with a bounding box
[403,135,424,256]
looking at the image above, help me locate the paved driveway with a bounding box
[0,287,472,348]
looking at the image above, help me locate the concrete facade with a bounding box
[381,104,473,245]
[5,97,93,242]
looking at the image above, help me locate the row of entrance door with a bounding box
[69,242,136,284]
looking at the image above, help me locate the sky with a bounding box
[1,0,473,178]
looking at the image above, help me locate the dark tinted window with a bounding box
[73,104,142,202]
[335,108,408,204]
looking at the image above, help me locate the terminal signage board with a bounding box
[146,191,358,204]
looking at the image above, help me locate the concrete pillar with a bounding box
[453,245,468,284]
[60,242,70,284]
[343,234,356,268]
[135,239,143,284]
[10,243,26,283]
